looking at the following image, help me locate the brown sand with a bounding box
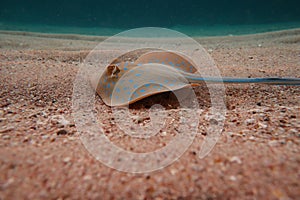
[0,29,299,199]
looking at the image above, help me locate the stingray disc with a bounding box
[92,50,199,106]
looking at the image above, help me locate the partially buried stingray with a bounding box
[91,51,300,106]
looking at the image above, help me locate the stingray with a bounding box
[91,51,300,106]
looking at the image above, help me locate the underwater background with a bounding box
[1,0,300,36]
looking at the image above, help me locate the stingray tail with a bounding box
[187,76,300,85]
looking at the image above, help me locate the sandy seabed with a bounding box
[0,29,299,199]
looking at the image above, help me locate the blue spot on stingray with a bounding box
[144,83,150,87]
[130,93,138,100]
[176,63,181,66]
[124,67,128,71]
[133,84,138,89]
[164,80,169,83]
[169,83,175,86]
[161,61,165,64]
[124,62,128,67]
[140,89,146,93]
[135,73,142,77]
[123,87,129,90]
[169,62,174,66]
[106,83,110,89]
[115,88,120,93]
[129,79,134,83]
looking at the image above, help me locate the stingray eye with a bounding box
[107,64,120,78]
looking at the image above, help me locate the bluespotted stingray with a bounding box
[91,50,300,106]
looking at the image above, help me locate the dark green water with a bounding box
[1,0,300,36]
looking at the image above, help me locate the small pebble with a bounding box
[2,135,10,140]
[170,168,178,175]
[50,115,70,128]
[63,157,71,163]
[132,116,144,124]
[288,129,298,135]
[41,135,49,139]
[245,118,255,125]
[249,136,256,141]
[0,118,7,122]
[57,129,68,135]
[83,175,92,181]
[229,156,242,164]
[23,136,30,143]
[228,132,235,137]
[258,122,268,129]
[229,175,237,181]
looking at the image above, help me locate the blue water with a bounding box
[1,0,300,36]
